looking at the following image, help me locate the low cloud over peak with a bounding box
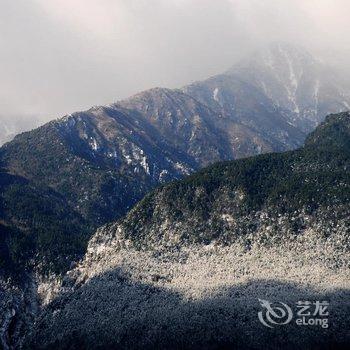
[1,0,349,122]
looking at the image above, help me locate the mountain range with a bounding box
[23,112,350,350]
[0,42,349,349]
[0,115,44,147]
[1,43,349,278]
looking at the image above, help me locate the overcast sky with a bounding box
[1,0,350,122]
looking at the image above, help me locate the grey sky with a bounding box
[1,0,350,122]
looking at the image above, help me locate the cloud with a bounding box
[32,0,132,39]
[0,0,349,121]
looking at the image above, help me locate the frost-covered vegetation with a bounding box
[25,227,349,349]
[1,112,349,349]
[21,112,350,349]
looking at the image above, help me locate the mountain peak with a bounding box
[304,111,350,150]
[221,41,350,133]
[264,41,315,60]
[228,42,316,73]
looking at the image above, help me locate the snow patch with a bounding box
[174,162,191,175]
[221,214,235,224]
[281,47,302,114]
[89,138,99,151]
[107,151,117,159]
[159,169,169,182]
[141,155,150,175]
[122,143,150,174]
[343,101,350,110]
[313,80,320,112]
[213,88,219,102]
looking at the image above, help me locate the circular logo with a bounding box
[258,298,293,328]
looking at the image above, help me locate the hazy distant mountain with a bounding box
[184,42,350,135]
[25,112,350,350]
[0,116,43,146]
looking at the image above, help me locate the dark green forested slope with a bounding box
[101,112,350,249]
[0,170,89,276]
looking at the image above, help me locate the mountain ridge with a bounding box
[1,43,349,276]
[85,112,350,254]
[24,112,350,350]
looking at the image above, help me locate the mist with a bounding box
[1,0,350,123]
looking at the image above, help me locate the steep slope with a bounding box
[184,42,350,137]
[0,103,196,274]
[1,43,349,277]
[118,87,278,161]
[0,88,297,276]
[117,88,233,166]
[26,113,350,350]
[87,112,350,251]
[0,171,88,275]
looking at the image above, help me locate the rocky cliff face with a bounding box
[23,113,350,350]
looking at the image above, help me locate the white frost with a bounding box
[213,88,219,102]
[89,138,99,151]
